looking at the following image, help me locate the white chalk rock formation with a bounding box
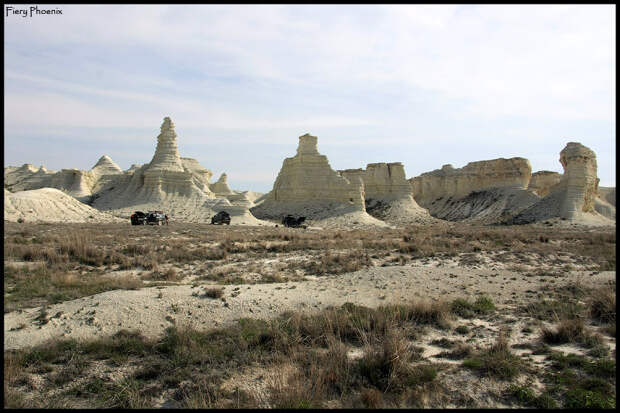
[340,162,432,224]
[4,155,125,199]
[251,133,388,227]
[210,173,234,196]
[4,164,43,188]
[507,142,613,225]
[558,142,598,219]
[598,187,616,207]
[270,134,364,205]
[91,155,122,175]
[88,117,266,224]
[126,164,141,174]
[407,157,535,223]
[4,188,123,223]
[528,171,562,197]
[410,158,532,206]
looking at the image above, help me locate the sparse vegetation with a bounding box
[462,332,526,380]
[3,222,615,408]
[450,295,496,318]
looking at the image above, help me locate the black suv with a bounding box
[146,211,166,225]
[282,215,306,228]
[211,211,231,225]
[130,211,147,225]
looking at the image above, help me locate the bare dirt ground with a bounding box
[4,221,616,408]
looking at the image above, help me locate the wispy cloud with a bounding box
[4,4,615,189]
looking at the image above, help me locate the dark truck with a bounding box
[146,211,166,225]
[211,211,231,225]
[130,211,147,225]
[282,215,306,228]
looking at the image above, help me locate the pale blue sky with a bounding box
[4,4,615,192]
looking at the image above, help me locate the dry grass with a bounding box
[540,319,604,348]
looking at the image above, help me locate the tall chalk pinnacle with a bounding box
[147,117,184,172]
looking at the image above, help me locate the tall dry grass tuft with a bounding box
[588,281,616,324]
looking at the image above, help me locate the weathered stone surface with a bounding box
[4,117,266,224]
[340,162,432,224]
[146,117,184,173]
[252,133,394,224]
[4,188,124,223]
[266,134,364,206]
[410,158,532,207]
[506,142,613,225]
[598,187,616,207]
[557,142,598,219]
[341,162,412,199]
[528,171,562,197]
[210,173,234,196]
[91,155,122,175]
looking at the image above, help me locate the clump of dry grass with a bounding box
[540,319,603,348]
[588,281,616,324]
[203,287,224,299]
[462,331,525,380]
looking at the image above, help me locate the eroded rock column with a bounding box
[558,142,598,219]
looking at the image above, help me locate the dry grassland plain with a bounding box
[3,221,616,408]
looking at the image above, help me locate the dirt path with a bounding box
[4,262,614,350]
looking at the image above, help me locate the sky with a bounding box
[4,4,616,192]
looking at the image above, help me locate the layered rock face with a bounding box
[210,173,234,196]
[251,133,388,222]
[6,165,55,192]
[408,157,537,223]
[267,134,364,206]
[340,162,432,224]
[507,142,613,225]
[4,155,125,199]
[5,116,263,224]
[146,117,184,173]
[88,117,264,224]
[558,142,598,219]
[133,117,209,200]
[4,188,124,223]
[341,163,411,199]
[410,158,532,207]
[528,171,562,197]
[598,187,616,207]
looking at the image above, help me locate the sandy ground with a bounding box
[4,259,614,351]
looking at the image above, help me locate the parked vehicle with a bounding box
[146,211,166,225]
[211,211,231,225]
[130,211,147,225]
[282,215,307,228]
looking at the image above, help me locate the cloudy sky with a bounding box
[4,4,615,192]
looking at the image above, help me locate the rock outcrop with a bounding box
[210,173,234,196]
[507,142,613,225]
[340,163,432,224]
[410,158,532,207]
[558,142,598,219]
[408,157,535,223]
[89,117,265,224]
[91,155,122,175]
[527,171,562,197]
[5,117,267,224]
[598,187,616,207]
[269,134,364,205]
[4,188,124,223]
[251,134,387,226]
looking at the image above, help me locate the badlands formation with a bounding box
[4,117,266,225]
[3,118,615,227]
[4,188,124,223]
[250,133,434,227]
[408,143,614,226]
